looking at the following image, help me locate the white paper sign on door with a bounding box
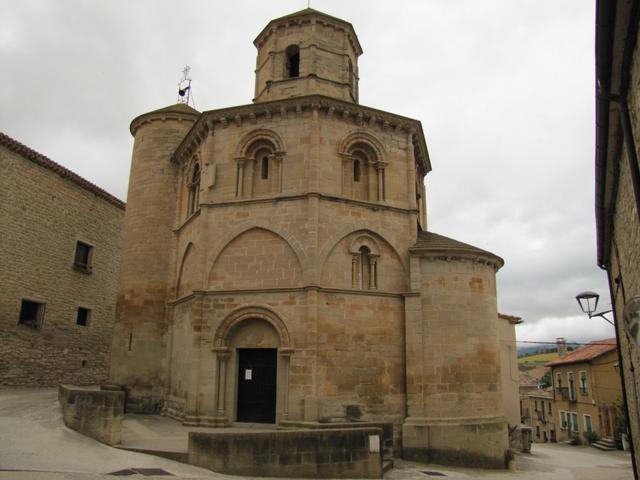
[245,369,252,380]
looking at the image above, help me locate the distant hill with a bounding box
[518,352,558,365]
[516,342,580,357]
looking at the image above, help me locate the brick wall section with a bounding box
[0,142,124,386]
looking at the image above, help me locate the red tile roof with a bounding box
[0,132,125,209]
[519,373,537,386]
[545,338,617,367]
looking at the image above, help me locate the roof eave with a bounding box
[253,9,363,56]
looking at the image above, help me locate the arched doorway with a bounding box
[230,318,279,423]
[213,307,293,425]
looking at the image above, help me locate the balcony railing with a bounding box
[556,387,577,403]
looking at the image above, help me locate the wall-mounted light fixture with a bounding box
[575,291,614,326]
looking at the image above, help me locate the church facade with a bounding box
[111,9,509,467]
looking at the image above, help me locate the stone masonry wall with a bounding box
[0,145,124,386]
[604,32,640,469]
[608,130,640,463]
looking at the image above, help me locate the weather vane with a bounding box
[177,65,194,107]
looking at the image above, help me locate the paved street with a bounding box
[0,388,633,479]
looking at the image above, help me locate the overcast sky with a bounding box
[0,0,613,345]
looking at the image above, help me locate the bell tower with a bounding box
[253,9,362,104]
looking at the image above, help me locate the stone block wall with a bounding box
[188,428,382,478]
[58,384,124,445]
[0,140,124,386]
[110,107,197,403]
[403,254,508,468]
[607,135,640,460]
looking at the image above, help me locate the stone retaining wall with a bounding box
[188,427,383,478]
[58,384,124,445]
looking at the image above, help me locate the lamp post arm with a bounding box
[588,310,615,326]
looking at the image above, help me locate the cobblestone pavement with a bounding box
[0,388,633,479]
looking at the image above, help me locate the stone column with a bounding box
[369,256,378,289]
[279,348,294,421]
[235,158,246,198]
[351,255,358,287]
[376,163,385,202]
[273,152,285,193]
[212,347,230,426]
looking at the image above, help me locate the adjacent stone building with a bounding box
[521,389,555,444]
[498,313,522,429]
[546,339,622,444]
[595,0,640,476]
[110,9,511,468]
[0,132,125,386]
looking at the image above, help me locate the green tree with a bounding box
[539,370,552,388]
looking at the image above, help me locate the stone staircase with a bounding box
[592,437,618,451]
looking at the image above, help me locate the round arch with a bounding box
[235,128,286,158]
[214,305,292,349]
[207,224,307,284]
[338,131,386,163]
[318,226,408,278]
[348,234,381,256]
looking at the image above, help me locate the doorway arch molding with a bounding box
[214,305,292,350]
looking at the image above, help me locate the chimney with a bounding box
[557,337,567,357]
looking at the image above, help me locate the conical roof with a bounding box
[410,231,504,268]
[130,103,200,135]
[146,103,200,116]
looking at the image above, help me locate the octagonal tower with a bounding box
[253,9,362,103]
[111,8,510,470]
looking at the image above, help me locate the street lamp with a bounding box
[575,291,615,326]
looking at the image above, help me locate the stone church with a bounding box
[111,9,510,467]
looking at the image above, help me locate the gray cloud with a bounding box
[0,0,606,344]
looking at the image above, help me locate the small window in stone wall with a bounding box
[19,299,45,329]
[187,163,201,216]
[76,307,91,326]
[261,156,269,179]
[285,45,300,78]
[74,241,93,273]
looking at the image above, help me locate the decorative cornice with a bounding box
[498,313,523,325]
[168,285,407,305]
[0,131,125,210]
[171,94,431,175]
[253,9,363,56]
[173,193,417,233]
[409,250,503,271]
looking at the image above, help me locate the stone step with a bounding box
[592,438,618,451]
[382,458,394,474]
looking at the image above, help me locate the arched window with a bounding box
[353,159,361,182]
[286,45,300,78]
[261,156,269,179]
[359,246,371,289]
[187,163,200,215]
[349,235,380,290]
